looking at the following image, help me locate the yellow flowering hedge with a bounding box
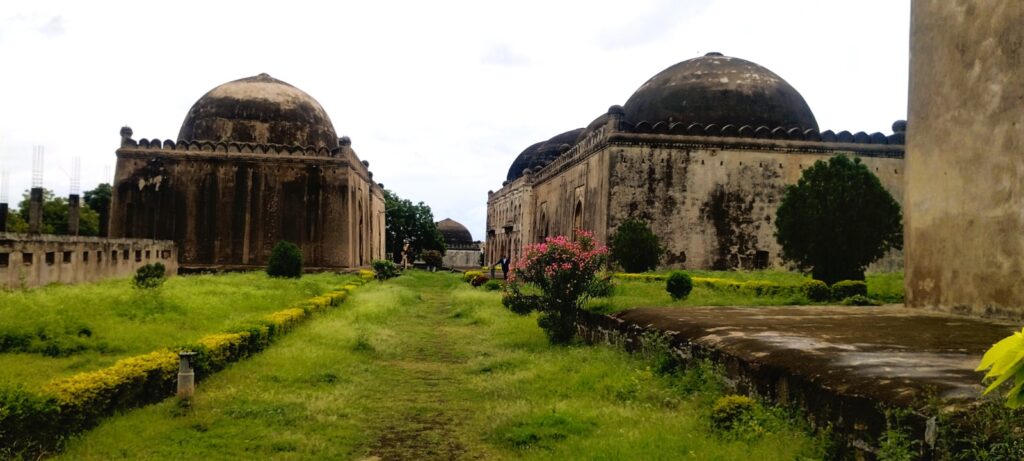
[1,277,368,458]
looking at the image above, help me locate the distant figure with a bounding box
[492,255,511,279]
[401,241,411,269]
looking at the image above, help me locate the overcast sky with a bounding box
[0,0,909,240]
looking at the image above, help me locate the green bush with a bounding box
[831,280,867,300]
[462,270,483,283]
[840,295,881,306]
[371,259,399,281]
[482,279,503,291]
[609,218,663,273]
[133,262,166,289]
[587,273,615,298]
[775,155,902,285]
[421,250,443,269]
[709,395,758,433]
[0,386,61,458]
[266,241,303,278]
[471,274,489,287]
[801,280,830,302]
[666,271,694,300]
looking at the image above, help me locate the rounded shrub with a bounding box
[266,241,303,278]
[801,280,830,302]
[710,395,757,433]
[610,218,663,273]
[133,262,166,289]
[666,271,694,300]
[463,270,483,283]
[831,280,867,300]
[471,274,489,287]
[371,259,399,281]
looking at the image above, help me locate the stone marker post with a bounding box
[68,194,80,236]
[0,203,7,232]
[177,351,197,402]
[28,187,43,234]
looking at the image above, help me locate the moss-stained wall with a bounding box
[906,1,1024,318]
[606,142,903,270]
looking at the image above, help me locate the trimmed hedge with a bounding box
[615,273,803,297]
[831,280,867,300]
[801,280,830,302]
[0,273,372,458]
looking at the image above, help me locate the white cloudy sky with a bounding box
[0,0,909,240]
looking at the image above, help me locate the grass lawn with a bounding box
[56,271,825,460]
[0,272,354,388]
[587,271,904,314]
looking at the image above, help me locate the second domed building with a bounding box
[109,74,385,270]
[488,53,905,271]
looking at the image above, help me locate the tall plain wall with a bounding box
[0,233,178,289]
[906,1,1024,318]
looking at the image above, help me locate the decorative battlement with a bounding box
[624,119,907,146]
[118,127,352,158]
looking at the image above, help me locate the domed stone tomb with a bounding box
[109,75,385,270]
[435,218,481,269]
[487,53,905,272]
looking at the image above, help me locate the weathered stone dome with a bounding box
[622,53,819,131]
[178,73,340,149]
[506,128,584,181]
[437,218,473,245]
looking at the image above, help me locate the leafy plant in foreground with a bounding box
[502,229,607,344]
[977,327,1024,408]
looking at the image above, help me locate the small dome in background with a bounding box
[506,128,584,181]
[436,218,474,245]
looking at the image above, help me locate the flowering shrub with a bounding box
[502,229,608,344]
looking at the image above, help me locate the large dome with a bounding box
[506,128,584,181]
[178,73,340,149]
[437,218,473,245]
[622,53,818,131]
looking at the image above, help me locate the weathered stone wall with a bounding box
[443,249,481,269]
[606,139,904,270]
[528,144,612,245]
[109,139,384,270]
[0,233,178,289]
[906,1,1024,318]
[486,178,531,265]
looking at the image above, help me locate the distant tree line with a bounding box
[383,189,445,262]
[4,183,111,236]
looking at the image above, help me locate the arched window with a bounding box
[573,200,584,233]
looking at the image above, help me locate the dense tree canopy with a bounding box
[383,189,445,261]
[14,188,100,236]
[775,155,902,285]
[84,183,112,236]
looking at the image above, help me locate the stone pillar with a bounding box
[0,203,7,232]
[68,194,80,236]
[29,187,43,234]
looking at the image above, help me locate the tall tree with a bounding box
[775,155,902,285]
[15,188,100,236]
[383,189,445,261]
[84,183,112,237]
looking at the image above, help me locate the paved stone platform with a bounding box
[576,305,1021,457]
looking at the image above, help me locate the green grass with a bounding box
[0,272,353,388]
[588,270,904,314]
[55,271,825,460]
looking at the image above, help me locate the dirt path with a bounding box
[366,289,476,460]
